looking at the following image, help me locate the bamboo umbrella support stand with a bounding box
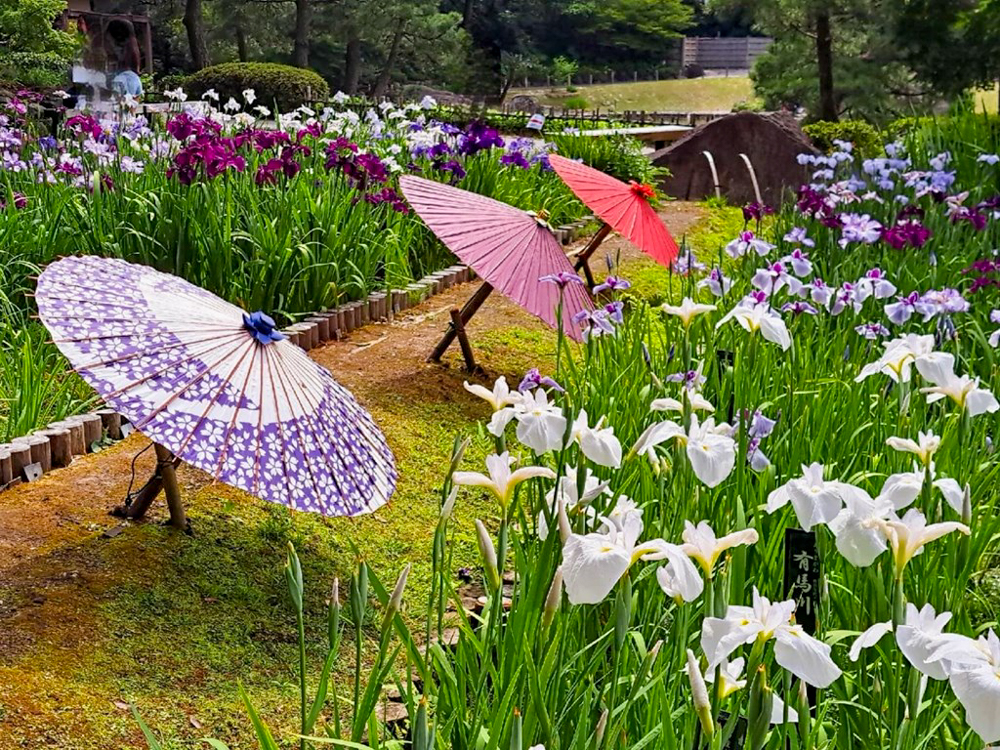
[114,444,187,530]
[428,281,494,369]
[572,223,613,287]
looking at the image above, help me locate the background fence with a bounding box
[681,36,773,71]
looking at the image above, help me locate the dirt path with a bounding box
[0,203,704,748]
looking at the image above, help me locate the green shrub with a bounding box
[0,51,68,88]
[884,115,935,140]
[185,62,329,112]
[563,95,588,110]
[802,120,882,157]
[156,73,189,94]
[551,133,663,183]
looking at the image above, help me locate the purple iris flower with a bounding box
[519,368,564,393]
[666,369,706,390]
[806,278,832,306]
[593,275,630,293]
[672,251,706,275]
[540,271,584,289]
[783,226,815,248]
[882,220,931,249]
[856,268,896,302]
[752,262,802,296]
[725,230,774,258]
[742,202,774,222]
[573,309,616,341]
[500,151,530,169]
[855,322,890,340]
[915,288,969,321]
[0,191,27,211]
[781,301,818,316]
[829,283,863,316]
[697,267,731,297]
[604,300,624,324]
[781,248,812,277]
[747,410,777,439]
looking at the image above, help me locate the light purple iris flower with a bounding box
[672,251,706,276]
[783,226,815,248]
[806,278,832,306]
[752,262,802,296]
[856,268,897,302]
[929,152,951,171]
[829,283,863,316]
[1,150,26,171]
[914,288,969,321]
[666,369,706,391]
[979,154,1000,166]
[748,410,777,439]
[697,267,732,297]
[855,322,890,340]
[573,309,616,341]
[839,213,883,247]
[884,292,920,324]
[781,248,813,277]
[725,230,775,259]
[120,156,145,174]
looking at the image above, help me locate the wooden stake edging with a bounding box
[97,408,122,440]
[0,449,11,487]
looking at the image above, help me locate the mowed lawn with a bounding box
[975,84,999,114]
[512,75,756,112]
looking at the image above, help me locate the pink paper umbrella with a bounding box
[400,175,593,369]
[548,153,679,285]
[35,256,396,527]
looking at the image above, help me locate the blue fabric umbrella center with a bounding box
[243,311,286,344]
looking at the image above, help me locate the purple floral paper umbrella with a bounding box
[35,256,396,520]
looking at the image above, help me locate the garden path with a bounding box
[0,202,704,749]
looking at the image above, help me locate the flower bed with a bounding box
[130,118,1000,749]
[0,90,646,441]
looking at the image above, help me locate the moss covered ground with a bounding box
[0,204,709,748]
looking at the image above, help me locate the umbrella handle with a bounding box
[428,281,494,363]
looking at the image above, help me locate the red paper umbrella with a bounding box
[548,153,680,278]
[400,175,593,367]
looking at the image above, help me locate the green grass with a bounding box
[975,84,999,114]
[514,76,757,113]
[625,202,747,307]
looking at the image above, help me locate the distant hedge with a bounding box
[185,63,329,112]
[802,120,881,158]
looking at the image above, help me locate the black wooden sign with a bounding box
[783,527,820,635]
